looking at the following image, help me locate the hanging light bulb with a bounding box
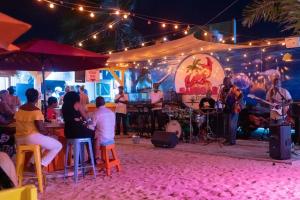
[243,54,247,58]
[124,48,128,51]
[49,3,55,8]
[228,48,232,51]
[93,34,97,39]
[162,23,166,28]
[109,51,112,54]
[108,24,113,29]
[147,20,151,25]
[262,48,266,52]
[78,42,82,47]
[174,25,178,29]
[226,58,230,62]
[267,41,271,45]
[141,42,145,46]
[282,42,286,46]
[123,14,128,19]
[163,37,167,41]
[115,10,120,15]
[200,47,204,51]
[184,30,188,35]
[249,42,252,46]
[204,32,208,36]
[231,37,235,41]
[90,12,95,18]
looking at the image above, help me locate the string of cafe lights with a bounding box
[35,0,286,56]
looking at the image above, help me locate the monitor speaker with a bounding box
[269,125,291,160]
[151,131,178,148]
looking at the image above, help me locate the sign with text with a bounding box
[85,70,100,82]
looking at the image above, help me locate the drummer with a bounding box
[199,90,215,113]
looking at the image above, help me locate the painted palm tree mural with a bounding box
[184,57,213,93]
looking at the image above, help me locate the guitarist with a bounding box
[220,77,243,145]
[266,77,292,125]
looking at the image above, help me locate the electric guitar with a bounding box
[247,94,290,117]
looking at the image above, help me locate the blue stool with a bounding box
[64,138,96,183]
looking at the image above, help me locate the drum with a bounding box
[194,114,205,126]
[166,120,182,138]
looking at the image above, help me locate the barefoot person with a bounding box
[14,88,62,167]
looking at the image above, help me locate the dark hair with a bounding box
[62,91,80,120]
[7,86,15,95]
[95,96,105,107]
[25,88,39,103]
[47,96,58,106]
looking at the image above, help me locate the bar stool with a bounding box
[98,144,121,176]
[64,138,96,183]
[16,144,44,193]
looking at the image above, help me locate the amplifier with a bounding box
[269,125,291,160]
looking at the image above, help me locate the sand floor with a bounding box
[39,140,300,200]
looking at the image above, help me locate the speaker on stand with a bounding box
[269,125,291,160]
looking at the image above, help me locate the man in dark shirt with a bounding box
[199,90,216,113]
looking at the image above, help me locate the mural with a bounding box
[125,45,300,105]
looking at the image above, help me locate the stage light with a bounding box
[78,6,84,11]
[90,12,95,18]
[174,25,178,29]
[162,23,166,28]
[49,3,55,8]
[93,34,97,39]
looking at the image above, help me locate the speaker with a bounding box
[151,131,178,148]
[269,125,291,160]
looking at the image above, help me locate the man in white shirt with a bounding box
[91,96,115,159]
[150,83,164,135]
[266,77,292,124]
[115,86,128,135]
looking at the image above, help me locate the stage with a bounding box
[116,136,300,165]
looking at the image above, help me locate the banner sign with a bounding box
[85,70,99,82]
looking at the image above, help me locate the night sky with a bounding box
[0,0,292,44]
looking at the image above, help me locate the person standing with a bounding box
[150,83,164,134]
[115,86,128,136]
[7,86,21,113]
[266,77,292,125]
[79,86,89,107]
[220,77,243,145]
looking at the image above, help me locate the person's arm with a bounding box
[74,102,88,120]
[118,94,128,104]
[34,120,46,134]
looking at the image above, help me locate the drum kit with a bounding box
[164,102,222,144]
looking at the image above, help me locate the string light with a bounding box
[243,54,247,58]
[90,12,95,18]
[174,25,178,29]
[162,23,166,28]
[78,42,82,47]
[115,10,120,15]
[231,37,234,41]
[147,20,151,25]
[248,42,252,46]
[226,58,230,62]
[163,37,167,41]
[93,34,97,39]
[109,51,112,54]
[124,48,128,51]
[204,32,208,36]
[228,48,232,51]
[262,48,266,52]
[267,41,271,45]
[123,14,128,19]
[282,42,286,46]
[78,6,84,11]
[200,47,204,51]
[108,24,113,29]
[141,42,145,46]
[49,3,55,9]
[184,30,188,35]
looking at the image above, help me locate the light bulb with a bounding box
[124,48,128,51]
[162,23,166,28]
[163,37,167,41]
[184,30,188,35]
[49,3,55,8]
[93,34,97,39]
[109,24,113,29]
[204,32,208,36]
[123,14,128,19]
[249,42,252,46]
[174,25,178,29]
[79,6,84,11]
[115,10,120,15]
[109,51,112,54]
[78,42,82,47]
[141,43,145,46]
[90,12,95,18]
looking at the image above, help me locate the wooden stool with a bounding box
[16,145,44,193]
[98,144,121,176]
